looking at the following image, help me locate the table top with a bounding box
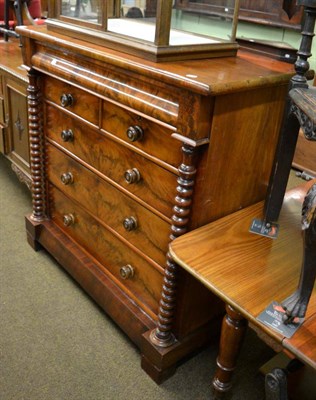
[170,180,316,366]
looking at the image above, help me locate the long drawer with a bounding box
[46,104,177,218]
[46,143,170,266]
[49,185,163,318]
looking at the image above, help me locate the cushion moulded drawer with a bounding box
[49,185,164,319]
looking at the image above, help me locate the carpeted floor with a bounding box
[1,153,293,400]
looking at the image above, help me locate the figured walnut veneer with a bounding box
[17,24,294,382]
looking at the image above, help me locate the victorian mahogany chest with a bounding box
[17,25,293,382]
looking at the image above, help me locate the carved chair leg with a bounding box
[282,183,316,322]
[212,304,248,397]
[265,368,288,400]
[263,110,300,223]
[263,4,316,223]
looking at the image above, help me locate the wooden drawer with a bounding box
[44,77,100,125]
[101,100,181,168]
[46,105,177,218]
[49,185,163,318]
[46,143,170,265]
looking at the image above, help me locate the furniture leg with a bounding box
[282,183,316,322]
[13,0,23,26]
[263,107,300,223]
[212,304,248,397]
[4,0,10,40]
[265,368,288,400]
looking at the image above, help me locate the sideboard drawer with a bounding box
[46,143,170,265]
[46,105,177,218]
[101,100,181,168]
[50,185,163,318]
[44,77,100,125]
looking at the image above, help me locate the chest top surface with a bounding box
[17,25,294,96]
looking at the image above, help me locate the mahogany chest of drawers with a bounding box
[17,25,293,382]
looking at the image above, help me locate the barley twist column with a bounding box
[28,68,46,222]
[150,143,198,347]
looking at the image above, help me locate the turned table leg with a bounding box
[212,304,248,397]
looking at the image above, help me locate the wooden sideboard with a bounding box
[0,39,31,189]
[17,24,294,382]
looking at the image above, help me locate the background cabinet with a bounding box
[0,40,31,189]
[174,0,303,30]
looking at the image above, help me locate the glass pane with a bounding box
[108,0,237,45]
[171,0,238,43]
[108,0,158,43]
[61,0,103,25]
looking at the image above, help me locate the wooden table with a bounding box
[170,180,316,396]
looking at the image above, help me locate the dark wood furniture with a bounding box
[0,0,43,40]
[0,38,31,188]
[292,75,316,179]
[17,23,294,382]
[170,181,316,398]
[174,0,304,30]
[264,1,316,223]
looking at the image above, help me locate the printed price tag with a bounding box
[249,218,279,239]
[257,301,303,338]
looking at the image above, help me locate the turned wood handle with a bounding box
[126,125,144,142]
[61,129,74,142]
[120,264,134,280]
[63,213,75,226]
[123,216,138,231]
[60,93,74,107]
[60,172,74,185]
[124,168,141,184]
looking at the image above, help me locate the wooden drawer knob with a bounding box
[60,172,74,185]
[126,125,144,142]
[124,168,141,184]
[61,129,74,142]
[123,216,138,231]
[63,213,75,226]
[60,93,74,108]
[120,264,134,280]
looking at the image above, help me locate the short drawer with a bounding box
[47,143,170,265]
[101,100,181,168]
[44,77,99,125]
[46,105,177,218]
[49,185,163,318]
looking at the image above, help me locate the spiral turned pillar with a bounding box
[150,143,198,347]
[291,5,316,88]
[27,68,46,222]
